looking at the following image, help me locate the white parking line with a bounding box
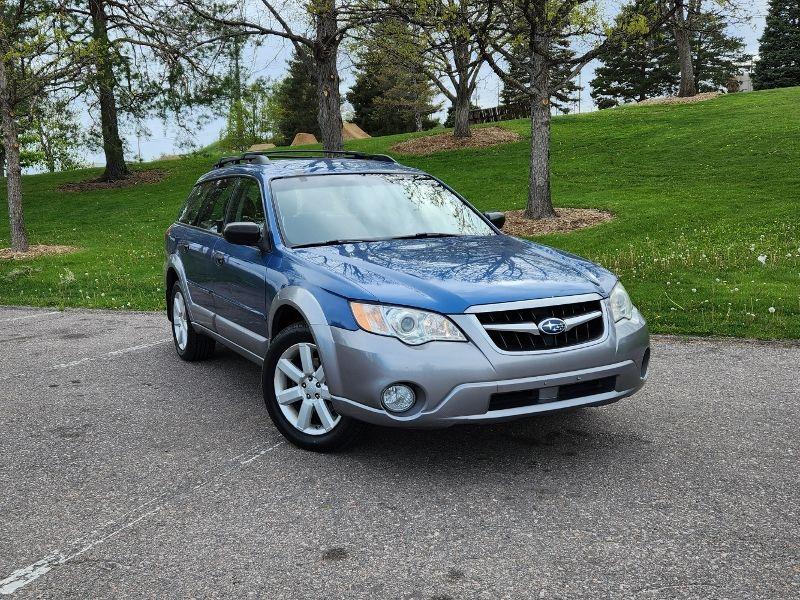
[240,441,284,465]
[0,440,284,595]
[0,311,60,323]
[0,552,64,595]
[0,338,172,382]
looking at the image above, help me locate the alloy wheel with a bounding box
[273,342,340,435]
[172,291,189,351]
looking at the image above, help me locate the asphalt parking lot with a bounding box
[0,306,798,599]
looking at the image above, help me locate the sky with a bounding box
[80,0,770,166]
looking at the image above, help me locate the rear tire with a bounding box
[263,323,363,452]
[170,282,215,361]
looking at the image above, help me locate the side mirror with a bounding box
[223,221,263,246]
[484,211,506,230]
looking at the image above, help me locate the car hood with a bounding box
[290,235,617,313]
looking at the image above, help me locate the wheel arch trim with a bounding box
[267,287,345,396]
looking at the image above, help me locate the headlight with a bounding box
[609,282,634,321]
[350,302,466,345]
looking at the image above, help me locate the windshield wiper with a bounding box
[390,232,459,240]
[292,233,459,249]
[292,239,371,249]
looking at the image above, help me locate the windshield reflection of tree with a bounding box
[292,174,490,239]
[387,175,481,234]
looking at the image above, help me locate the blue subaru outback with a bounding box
[165,150,650,451]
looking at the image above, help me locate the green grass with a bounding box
[1,87,799,339]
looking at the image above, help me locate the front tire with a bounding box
[263,323,363,452]
[170,282,215,361]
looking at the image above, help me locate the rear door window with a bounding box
[225,178,265,226]
[177,185,206,225]
[195,178,240,233]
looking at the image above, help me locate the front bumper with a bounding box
[312,300,650,428]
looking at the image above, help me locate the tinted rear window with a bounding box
[195,178,239,233]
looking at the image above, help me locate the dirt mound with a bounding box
[291,133,318,146]
[343,122,370,140]
[58,169,166,193]
[636,92,721,106]
[0,244,78,260]
[391,126,521,155]
[503,208,613,237]
[248,143,276,151]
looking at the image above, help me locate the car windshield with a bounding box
[271,173,495,247]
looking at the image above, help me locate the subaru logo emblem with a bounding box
[539,317,567,335]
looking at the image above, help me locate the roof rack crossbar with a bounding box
[213,154,271,169]
[213,149,397,169]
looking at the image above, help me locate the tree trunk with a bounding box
[0,58,29,252]
[89,0,128,180]
[313,2,344,152]
[673,1,697,97]
[524,48,557,220]
[452,91,471,138]
[452,37,472,138]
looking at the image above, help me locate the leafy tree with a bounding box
[24,95,86,173]
[474,0,659,219]
[61,0,228,180]
[183,0,379,151]
[221,79,281,149]
[382,0,485,138]
[85,0,128,180]
[753,0,800,90]
[0,0,83,251]
[348,20,440,136]
[1,94,84,175]
[272,49,321,144]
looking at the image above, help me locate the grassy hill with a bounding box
[1,87,798,339]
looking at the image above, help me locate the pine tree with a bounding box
[347,21,439,136]
[272,49,320,144]
[591,2,677,108]
[753,0,800,90]
[693,12,747,92]
[591,2,745,107]
[500,38,581,112]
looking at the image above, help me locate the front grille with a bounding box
[487,376,617,412]
[476,299,604,352]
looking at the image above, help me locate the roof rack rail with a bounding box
[213,149,396,169]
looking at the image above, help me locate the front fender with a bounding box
[268,286,359,398]
[164,254,192,321]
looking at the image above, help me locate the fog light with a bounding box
[381,384,416,413]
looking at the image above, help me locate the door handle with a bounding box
[212,251,226,266]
